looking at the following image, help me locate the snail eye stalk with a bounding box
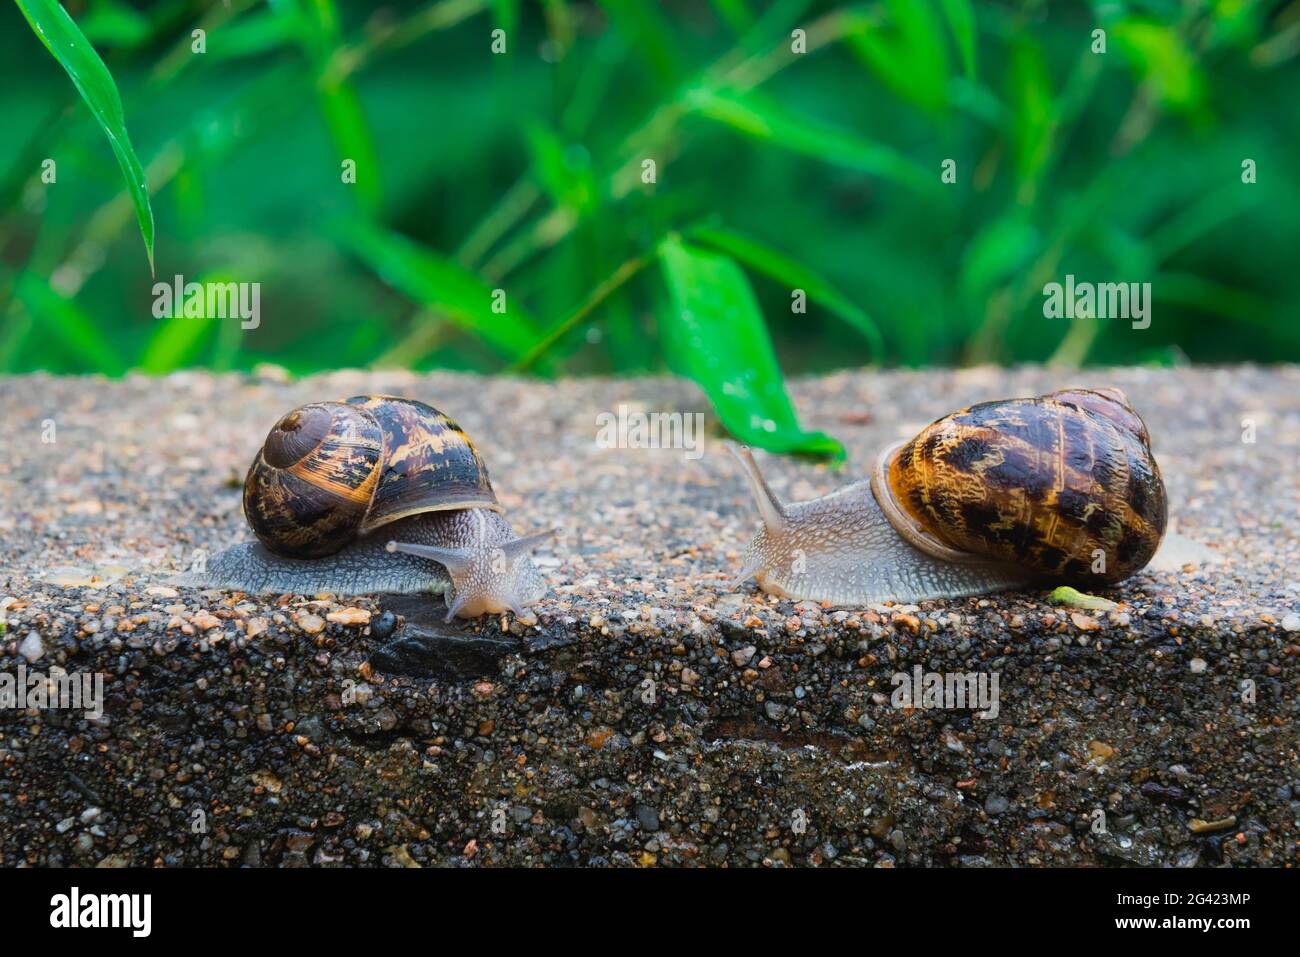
[385,540,472,574]
[500,528,561,558]
[728,444,786,531]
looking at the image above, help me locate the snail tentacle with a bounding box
[728,561,763,591]
[500,527,562,559]
[385,510,554,621]
[385,541,475,574]
[728,444,787,531]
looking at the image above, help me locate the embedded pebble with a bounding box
[18,632,43,663]
[327,607,370,626]
[191,611,221,631]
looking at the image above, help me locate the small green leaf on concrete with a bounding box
[1049,586,1118,611]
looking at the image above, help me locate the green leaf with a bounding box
[205,9,306,64]
[525,123,595,215]
[692,226,884,361]
[1112,20,1202,110]
[849,0,950,112]
[77,0,152,48]
[338,222,539,360]
[735,0,812,54]
[710,0,753,33]
[298,0,383,213]
[317,81,383,212]
[140,314,217,373]
[597,0,680,83]
[137,269,251,372]
[16,0,155,272]
[13,272,126,374]
[959,215,1039,301]
[938,0,977,80]
[658,238,843,459]
[1006,37,1054,183]
[492,0,520,37]
[685,87,935,194]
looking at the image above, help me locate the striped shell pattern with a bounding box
[879,388,1167,584]
[243,395,499,558]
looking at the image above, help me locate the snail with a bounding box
[179,395,558,620]
[729,387,1178,605]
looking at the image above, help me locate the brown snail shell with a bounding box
[243,395,500,559]
[871,387,1167,585]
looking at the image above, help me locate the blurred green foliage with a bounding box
[1,0,1298,454]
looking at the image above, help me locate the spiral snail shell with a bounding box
[730,387,1171,605]
[243,395,499,559]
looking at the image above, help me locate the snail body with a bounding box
[730,388,1169,605]
[183,395,556,620]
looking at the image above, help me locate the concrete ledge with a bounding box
[2,366,1297,866]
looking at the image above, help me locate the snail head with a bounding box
[386,528,559,622]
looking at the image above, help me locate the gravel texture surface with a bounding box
[1,365,1298,867]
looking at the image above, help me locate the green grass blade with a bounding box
[77,0,152,48]
[849,0,950,112]
[1112,19,1202,110]
[525,123,595,215]
[16,0,155,272]
[205,9,306,64]
[137,270,248,372]
[685,87,935,195]
[513,254,652,371]
[139,314,217,373]
[1146,183,1260,262]
[597,0,680,83]
[492,0,519,37]
[658,238,843,459]
[318,81,383,212]
[739,0,812,51]
[710,0,752,34]
[692,226,885,361]
[338,221,539,360]
[298,0,383,213]
[1153,272,1282,333]
[1006,37,1054,184]
[959,215,1038,301]
[939,0,977,80]
[14,271,126,374]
